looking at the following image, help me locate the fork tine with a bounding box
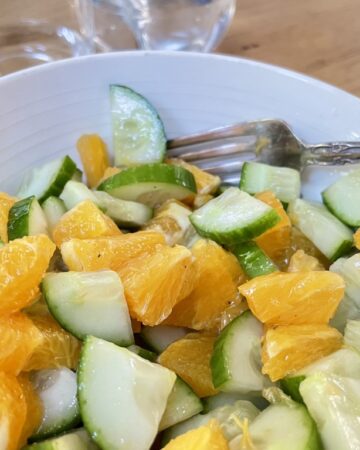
[221,173,241,185]
[191,155,248,174]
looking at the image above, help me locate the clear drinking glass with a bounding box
[0,0,95,76]
[93,0,236,52]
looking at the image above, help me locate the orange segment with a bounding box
[158,333,218,397]
[98,166,121,185]
[165,240,245,330]
[163,420,228,450]
[288,250,325,272]
[131,319,142,334]
[52,200,121,247]
[24,315,81,371]
[0,192,16,243]
[287,227,329,268]
[18,373,43,446]
[77,134,110,188]
[0,371,27,450]
[239,271,344,326]
[61,231,165,271]
[168,158,221,195]
[262,324,343,381]
[118,244,196,325]
[0,235,55,315]
[355,229,360,250]
[0,313,42,375]
[255,191,291,264]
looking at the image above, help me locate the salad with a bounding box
[1,85,360,450]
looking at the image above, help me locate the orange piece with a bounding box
[131,318,142,334]
[0,192,16,243]
[158,332,218,397]
[239,271,344,326]
[0,313,42,375]
[255,191,291,264]
[52,200,121,247]
[61,231,165,271]
[77,134,110,188]
[119,245,196,325]
[18,374,43,446]
[287,227,329,268]
[24,315,81,371]
[0,235,55,315]
[288,250,324,272]
[98,166,121,185]
[262,324,343,381]
[168,158,221,195]
[163,420,229,450]
[165,240,245,330]
[355,229,360,250]
[0,371,27,450]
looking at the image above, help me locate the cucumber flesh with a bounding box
[17,155,77,203]
[281,348,360,402]
[42,196,66,235]
[322,169,360,226]
[330,254,360,331]
[24,428,98,450]
[288,198,353,261]
[60,180,99,210]
[94,191,153,228]
[141,325,189,353]
[30,368,80,441]
[344,320,360,352]
[202,392,269,413]
[127,344,157,362]
[162,400,259,445]
[110,85,166,167]
[229,398,322,450]
[190,188,280,247]
[300,374,360,450]
[78,336,176,450]
[232,241,278,278]
[97,163,197,208]
[8,196,48,240]
[240,161,301,203]
[211,311,270,393]
[159,377,203,431]
[42,271,134,346]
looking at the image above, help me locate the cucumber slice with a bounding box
[60,181,99,210]
[288,198,353,261]
[93,191,153,228]
[72,168,83,182]
[24,428,99,450]
[110,85,166,167]
[141,325,189,353]
[42,271,134,346]
[281,348,360,403]
[211,311,269,393]
[300,374,360,450]
[30,368,80,441]
[344,320,360,352]
[202,392,269,412]
[231,241,278,278]
[159,377,203,431]
[239,161,301,203]
[127,344,157,362]
[17,155,77,203]
[97,163,197,208]
[78,336,176,450]
[8,196,48,240]
[190,188,280,246]
[229,395,322,450]
[42,197,66,235]
[162,400,259,445]
[322,169,360,226]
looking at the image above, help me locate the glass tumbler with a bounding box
[0,0,95,76]
[93,0,236,52]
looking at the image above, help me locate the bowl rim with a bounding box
[0,50,359,104]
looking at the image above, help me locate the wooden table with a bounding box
[219,0,360,96]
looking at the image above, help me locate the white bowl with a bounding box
[1,51,360,200]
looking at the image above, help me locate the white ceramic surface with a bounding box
[1,51,360,200]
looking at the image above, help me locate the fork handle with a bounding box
[304,142,360,166]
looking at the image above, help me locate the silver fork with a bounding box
[167,119,360,184]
